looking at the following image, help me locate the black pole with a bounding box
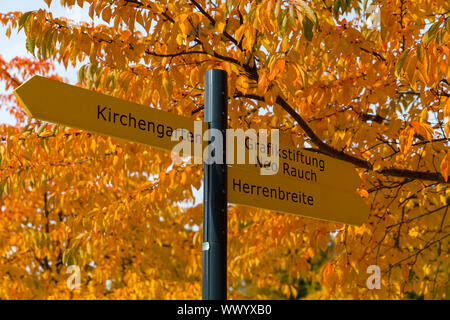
[202,69,228,300]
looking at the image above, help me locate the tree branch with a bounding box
[235,92,448,183]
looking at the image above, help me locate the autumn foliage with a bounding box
[0,0,449,299]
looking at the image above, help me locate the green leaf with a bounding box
[37,123,46,135]
[78,65,87,83]
[39,42,47,59]
[26,37,36,56]
[21,124,31,133]
[395,49,410,77]
[94,72,102,88]
[424,21,440,46]
[18,11,33,33]
[106,73,115,91]
[281,14,288,33]
[121,73,132,92]
[297,0,318,27]
[42,29,54,58]
[302,17,314,42]
[89,62,98,79]
[436,29,443,45]
[416,45,423,61]
[334,0,342,16]
[341,0,349,12]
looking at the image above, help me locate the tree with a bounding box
[0,0,449,299]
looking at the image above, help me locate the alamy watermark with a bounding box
[170,121,280,175]
[366,265,381,289]
[66,265,81,290]
[366,4,381,30]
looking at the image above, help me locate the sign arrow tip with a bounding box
[13,75,45,118]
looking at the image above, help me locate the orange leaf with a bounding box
[357,188,369,198]
[258,71,268,92]
[410,121,421,134]
[446,98,450,117]
[180,172,187,185]
[441,151,450,182]
[268,58,286,81]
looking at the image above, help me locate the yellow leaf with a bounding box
[264,87,276,106]
[90,139,96,154]
[235,24,246,42]
[444,122,450,138]
[420,108,428,122]
[215,21,226,34]
[162,75,171,98]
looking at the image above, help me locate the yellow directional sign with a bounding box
[14,76,207,154]
[14,76,369,225]
[228,166,369,226]
[230,134,361,192]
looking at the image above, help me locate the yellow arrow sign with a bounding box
[229,135,361,193]
[15,76,369,225]
[14,76,206,154]
[228,166,369,226]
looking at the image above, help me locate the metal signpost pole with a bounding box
[202,69,228,300]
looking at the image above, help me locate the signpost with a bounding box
[228,166,368,226]
[202,69,228,300]
[14,75,207,154]
[228,134,361,192]
[226,137,370,225]
[14,71,370,301]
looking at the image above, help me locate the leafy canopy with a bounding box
[0,0,449,299]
